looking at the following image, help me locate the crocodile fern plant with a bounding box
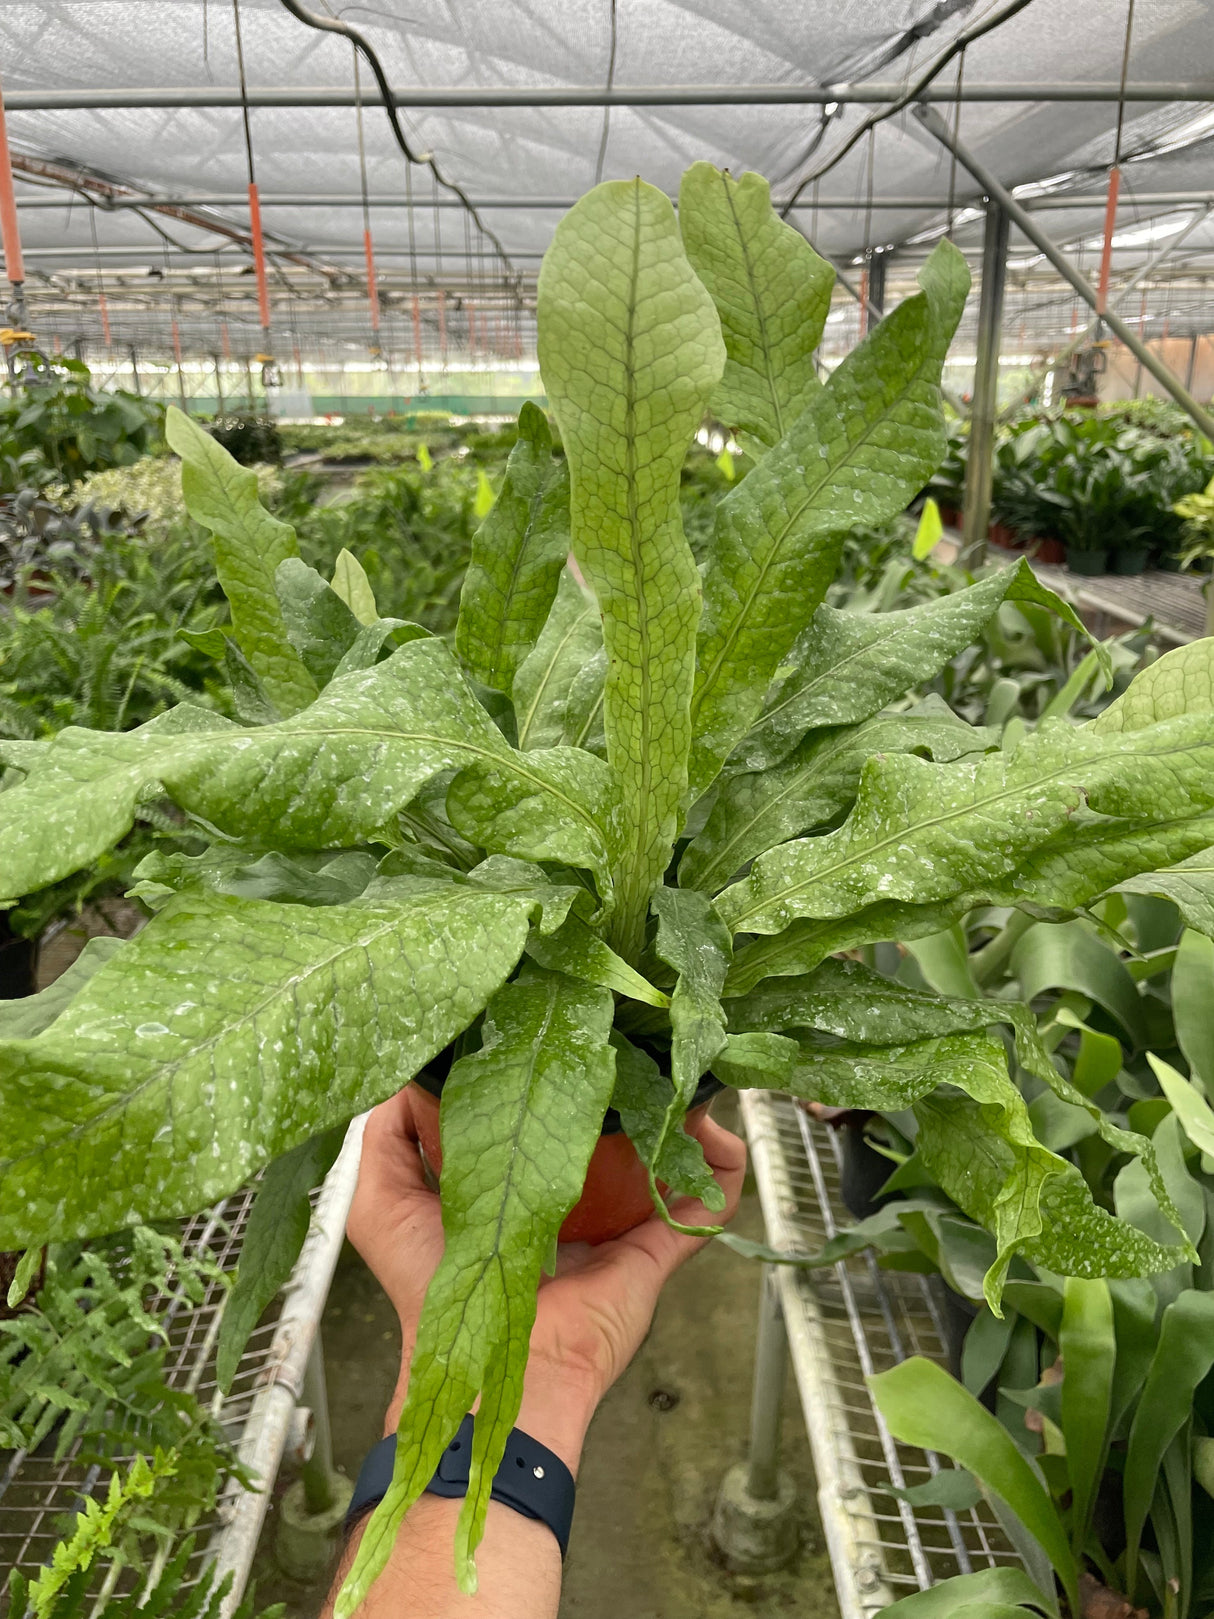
[3,167,1214,1609]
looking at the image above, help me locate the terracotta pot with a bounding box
[1032,537,1067,565]
[408,1073,722,1245]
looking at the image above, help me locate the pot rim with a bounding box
[411,1063,725,1137]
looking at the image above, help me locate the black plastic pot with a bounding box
[837,1115,896,1221]
[1111,546,1150,576]
[0,911,38,1001]
[1067,547,1108,576]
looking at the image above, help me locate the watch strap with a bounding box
[346,1415,576,1558]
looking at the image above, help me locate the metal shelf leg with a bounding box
[710,1267,799,1571]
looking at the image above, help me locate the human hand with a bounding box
[346,1085,747,1466]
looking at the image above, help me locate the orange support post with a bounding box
[1097,166,1121,315]
[98,292,111,347]
[247,181,272,332]
[363,228,380,332]
[437,288,447,364]
[0,77,25,288]
[411,294,423,365]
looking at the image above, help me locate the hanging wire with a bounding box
[779,0,1038,216]
[353,44,382,356]
[594,0,619,186]
[1097,0,1135,316]
[274,0,520,286]
[230,0,257,189]
[1113,0,1136,166]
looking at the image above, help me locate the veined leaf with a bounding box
[872,1566,1055,1618]
[652,887,731,1107]
[275,557,367,687]
[725,957,1191,1251]
[647,889,732,1233]
[1059,1278,1115,1559]
[165,406,317,716]
[1148,1052,1214,1158]
[678,162,833,448]
[0,639,620,906]
[446,742,622,910]
[716,714,1214,939]
[526,914,669,1007]
[1010,920,1149,1049]
[1094,637,1214,733]
[741,560,1101,773]
[511,568,603,751]
[1122,1290,1214,1579]
[331,546,379,625]
[456,402,571,693]
[1171,929,1214,1090]
[681,706,991,893]
[0,883,539,1247]
[915,1087,1188,1292]
[869,1357,1079,1618]
[538,178,724,961]
[1119,846,1214,939]
[342,967,615,1607]
[687,239,970,797]
[0,937,123,1039]
[215,1122,347,1392]
[610,1032,723,1209]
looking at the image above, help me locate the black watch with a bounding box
[346,1414,577,1558]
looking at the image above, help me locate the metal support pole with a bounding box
[710,1267,798,1570]
[962,201,1010,569]
[8,81,1214,112]
[866,254,887,322]
[914,103,1214,442]
[746,1268,791,1501]
[298,1338,343,1517]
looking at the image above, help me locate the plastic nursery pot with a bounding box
[1030,537,1067,566]
[408,1070,725,1245]
[1111,546,1150,576]
[1066,547,1108,577]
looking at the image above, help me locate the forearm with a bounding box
[324,1355,596,1618]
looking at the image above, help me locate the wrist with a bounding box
[385,1348,599,1476]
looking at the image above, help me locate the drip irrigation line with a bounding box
[779,0,1041,216]
[273,0,520,285]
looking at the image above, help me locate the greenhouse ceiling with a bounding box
[2,0,1214,365]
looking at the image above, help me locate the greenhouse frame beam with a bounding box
[17,190,1214,212]
[914,104,1214,441]
[962,202,1010,569]
[6,82,1214,113]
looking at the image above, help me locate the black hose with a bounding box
[273,0,520,283]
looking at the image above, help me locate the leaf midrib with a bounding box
[759,586,1004,739]
[4,896,498,1168]
[692,296,934,735]
[722,173,783,443]
[516,601,594,748]
[489,453,560,684]
[726,734,1209,932]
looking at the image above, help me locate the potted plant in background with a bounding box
[4,165,1214,1612]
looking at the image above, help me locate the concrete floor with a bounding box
[250,1104,839,1619]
